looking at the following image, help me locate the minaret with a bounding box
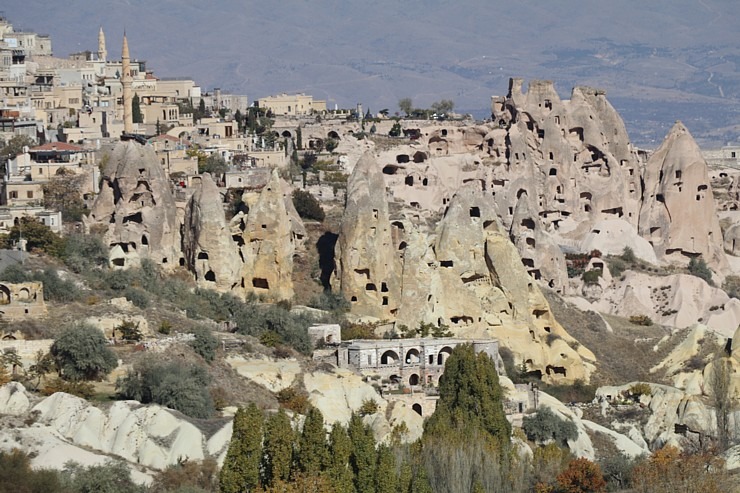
[98,27,107,62]
[121,33,133,134]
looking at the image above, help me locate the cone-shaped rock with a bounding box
[638,122,727,268]
[334,152,401,320]
[182,173,241,292]
[85,141,180,269]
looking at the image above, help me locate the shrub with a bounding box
[556,457,606,493]
[149,458,219,493]
[115,320,143,342]
[292,189,325,222]
[359,398,379,416]
[607,257,627,278]
[581,269,602,285]
[308,291,350,313]
[116,357,214,419]
[522,406,578,445]
[688,256,713,285]
[723,275,740,299]
[61,460,144,493]
[50,323,117,382]
[621,246,637,263]
[628,315,653,326]
[40,377,96,399]
[189,326,218,363]
[158,320,173,335]
[61,233,108,273]
[0,449,63,492]
[275,387,310,414]
[629,382,652,398]
[124,287,150,309]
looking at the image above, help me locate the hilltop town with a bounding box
[1,15,740,492]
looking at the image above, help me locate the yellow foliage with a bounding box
[0,364,10,385]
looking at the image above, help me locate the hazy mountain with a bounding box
[4,0,739,147]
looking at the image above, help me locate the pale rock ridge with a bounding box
[85,141,181,269]
[182,173,241,292]
[233,169,295,300]
[333,152,401,319]
[638,122,727,269]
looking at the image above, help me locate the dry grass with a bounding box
[544,290,678,386]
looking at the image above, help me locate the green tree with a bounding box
[327,423,354,493]
[389,122,402,137]
[522,406,578,446]
[220,404,264,493]
[296,126,303,150]
[132,93,143,124]
[261,409,295,487]
[61,460,145,493]
[42,169,87,222]
[0,448,63,493]
[60,232,108,273]
[116,357,214,418]
[298,407,328,476]
[374,445,397,493]
[9,217,64,255]
[200,154,228,175]
[348,413,376,493]
[50,323,117,382]
[425,344,511,445]
[430,99,454,116]
[189,326,218,363]
[0,135,35,172]
[688,256,713,285]
[292,189,325,222]
[398,98,413,117]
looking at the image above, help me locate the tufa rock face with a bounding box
[333,152,401,319]
[638,122,727,269]
[182,173,241,292]
[86,141,181,269]
[233,169,295,300]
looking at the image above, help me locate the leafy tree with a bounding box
[132,93,143,124]
[430,99,454,116]
[0,449,63,493]
[42,169,87,222]
[189,326,218,363]
[292,189,325,222]
[425,344,511,445]
[261,409,295,487]
[530,442,573,492]
[296,126,302,150]
[398,98,413,116]
[556,458,606,493]
[348,413,376,493]
[325,138,339,152]
[116,357,214,418]
[0,135,35,172]
[389,122,402,137]
[522,406,578,446]
[374,445,397,493]
[298,407,328,476]
[621,246,637,263]
[61,460,145,493]
[50,323,117,382]
[630,446,730,493]
[8,217,64,255]
[220,404,264,493]
[688,256,713,285]
[61,233,108,273]
[327,423,354,493]
[709,357,734,450]
[200,154,228,175]
[258,474,336,493]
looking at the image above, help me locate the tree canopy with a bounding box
[50,323,117,382]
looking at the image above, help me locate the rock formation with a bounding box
[638,122,727,269]
[333,152,401,320]
[232,169,295,300]
[85,141,181,269]
[182,173,241,292]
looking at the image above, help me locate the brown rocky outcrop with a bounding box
[638,122,727,269]
[85,141,180,269]
[182,173,241,292]
[333,152,401,320]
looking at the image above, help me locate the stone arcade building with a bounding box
[337,338,502,387]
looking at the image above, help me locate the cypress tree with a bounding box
[261,408,295,487]
[327,423,354,493]
[296,126,302,150]
[132,93,142,124]
[298,407,328,476]
[219,404,263,493]
[348,413,376,493]
[374,445,397,493]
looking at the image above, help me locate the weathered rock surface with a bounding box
[85,141,181,269]
[638,122,727,270]
[333,152,401,319]
[580,219,659,264]
[183,173,241,292]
